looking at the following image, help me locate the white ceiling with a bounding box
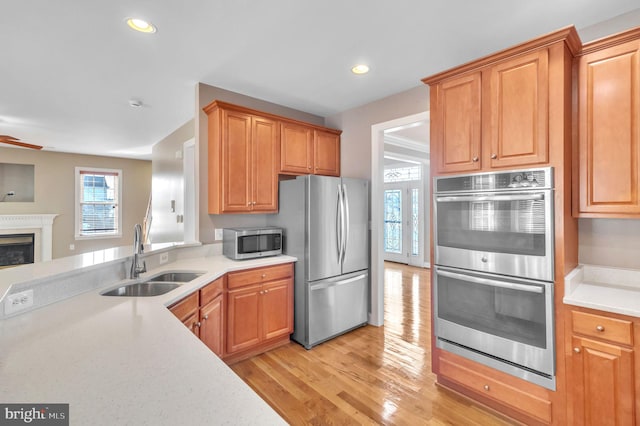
[1,1,638,159]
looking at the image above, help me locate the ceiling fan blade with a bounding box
[0,140,43,150]
[0,135,20,141]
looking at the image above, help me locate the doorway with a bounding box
[370,111,429,326]
[383,162,425,266]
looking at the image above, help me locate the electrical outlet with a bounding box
[214,228,223,241]
[5,289,34,315]
[159,252,169,264]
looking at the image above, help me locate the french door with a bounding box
[383,181,423,266]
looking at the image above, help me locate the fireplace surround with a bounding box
[0,214,58,262]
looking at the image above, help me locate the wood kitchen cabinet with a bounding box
[198,277,225,356]
[424,29,576,174]
[169,277,225,356]
[204,100,342,215]
[169,292,200,337]
[437,351,552,425]
[568,309,637,425]
[574,28,640,217]
[226,263,293,363]
[204,101,279,214]
[280,123,341,176]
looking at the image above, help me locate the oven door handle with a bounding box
[436,193,545,203]
[438,270,544,294]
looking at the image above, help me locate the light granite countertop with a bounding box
[0,248,296,425]
[564,264,640,317]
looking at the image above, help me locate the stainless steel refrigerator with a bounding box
[270,175,369,349]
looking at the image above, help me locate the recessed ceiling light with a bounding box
[351,64,370,75]
[126,18,156,34]
[128,99,143,108]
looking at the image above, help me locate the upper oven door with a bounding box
[434,189,554,282]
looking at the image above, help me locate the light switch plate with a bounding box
[214,228,223,241]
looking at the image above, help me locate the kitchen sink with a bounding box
[101,271,204,297]
[101,282,182,297]
[145,271,203,283]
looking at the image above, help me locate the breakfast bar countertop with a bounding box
[0,249,295,425]
[564,264,640,318]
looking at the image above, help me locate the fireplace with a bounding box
[0,214,58,262]
[0,233,35,268]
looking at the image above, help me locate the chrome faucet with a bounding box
[130,223,147,279]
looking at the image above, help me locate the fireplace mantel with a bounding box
[0,214,58,261]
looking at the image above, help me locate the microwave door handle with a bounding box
[438,270,544,294]
[436,193,545,203]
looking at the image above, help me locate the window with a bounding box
[383,165,421,183]
[75,167,122,239]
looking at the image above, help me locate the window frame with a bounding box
[74,167,123,240]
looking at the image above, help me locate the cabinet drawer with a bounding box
[228,263,293,289]
[200,276,224,306]
[439,356,552,424]
[169,292,199,322]
[571,311,633,346]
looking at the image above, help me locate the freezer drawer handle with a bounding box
[436,193,545,203]
[310,273,368,291]
[437,270,544,294]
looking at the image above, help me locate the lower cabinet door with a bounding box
[227,285,261,354]
[572,336,635,426]
[200,294,224,356]
[262,279,293,341]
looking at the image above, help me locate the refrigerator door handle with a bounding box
[342,183,350,264]
[336,184,343,261]
[310,273,368,290]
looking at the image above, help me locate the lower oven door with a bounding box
[434,266,554,386]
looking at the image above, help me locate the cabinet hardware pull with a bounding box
[490,153,497,159]
[472,156,479,162]
[574,347,581,353]
[203,315,209,320]
[483,385,490,391]
[195,322,201,328]
[595,325,605,332]
[261,274,267,278]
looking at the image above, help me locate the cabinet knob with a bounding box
[203,315,209,321]
[472,156,479,162]
[195,322,201,328]
[595,325,605,332]
[261,274,267,278]
[483,385,490,391]
[490,153,497,159]
[574,347,581,353]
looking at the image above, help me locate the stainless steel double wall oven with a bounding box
[433,167,556,389]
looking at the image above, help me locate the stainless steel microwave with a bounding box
[222,227,283,260]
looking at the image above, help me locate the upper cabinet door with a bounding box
[432,72,482,173]
[576,39,640,216]
[221,110,253,212]
[484,50,549,168]
[280,122,313,174]
[313,130,340,176]
[251,117,279,212]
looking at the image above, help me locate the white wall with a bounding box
[150,120,194,243]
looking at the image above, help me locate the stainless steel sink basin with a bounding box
[100,271,203,297]
[146,271,203,282]
[102,282,181,297]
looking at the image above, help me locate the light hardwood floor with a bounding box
[231,262,516,425]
